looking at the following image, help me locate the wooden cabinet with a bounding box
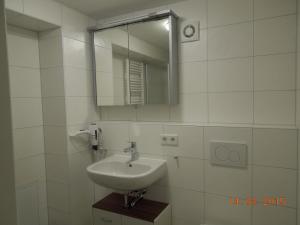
[93,193,171,225]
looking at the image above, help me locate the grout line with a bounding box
[252,2,256,130]
[206,13,297,30]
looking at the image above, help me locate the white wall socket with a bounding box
[160,134,179,146]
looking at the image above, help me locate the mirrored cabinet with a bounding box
[91,10,178,106]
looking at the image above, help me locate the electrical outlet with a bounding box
[160,134,179,146]
[160,135,168,145]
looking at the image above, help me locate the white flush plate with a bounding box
[210,141,248,168]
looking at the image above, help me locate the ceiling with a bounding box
[54,0,185,19]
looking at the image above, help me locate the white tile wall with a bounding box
[23,0,62,26]
[254,54,296,91]
[7,25,48,225]
[254,15,296,55]
[209,92,253,124]
[208,58,253,92]
[170,93,208,123]
[205,193,251,225]
[253,166,297,208]
[253,128,297,169]
[205,161,251,198]
[208,0,253,27]
[253,204,297,225]
[254,0,296,19]
[254,91,295,125]
[162,125,204,158]
[208,22,253,60]
[5,1,300,225]
[179,61,207,93]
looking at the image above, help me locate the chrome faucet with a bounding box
[124,142,138,163]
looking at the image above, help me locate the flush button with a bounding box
[210,141,247,168]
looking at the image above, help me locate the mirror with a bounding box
[92,12,178,106]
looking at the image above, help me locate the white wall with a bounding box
[99,0,297,127]
[7,25,48,225]
[0,1,17,224]
[97,1,299,225]
[5,0,99,225]
[4,0,300,225]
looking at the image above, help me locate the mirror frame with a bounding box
[89,10,179,106]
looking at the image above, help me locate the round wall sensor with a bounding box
[183,25,196,38]
[181,21,199,43]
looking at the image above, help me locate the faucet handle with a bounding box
[129,141,136,148]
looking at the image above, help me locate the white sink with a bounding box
[86,155,167,192]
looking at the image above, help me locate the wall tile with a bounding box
[45,154,68,183]
[5,0,23,13]
[14,155,46,187]
[170,0,207,28]
[64,67,93,97]
[13,126,44,160]
[161,156,204,192]
[48,208,71,225]
[16,183,40,225]
[205,161,251,198]
[65,97,100,125]
[7,26,40,68]
[63,37,92,69]
[205,193,251,225]
[254,15,297,55]
[208,0,253,27]
[98,122,129,151]
[9,66,41,98]
[253,128,297,169]
[254,91,295,125]
[39,36,63,68]
[253,203,296,225]
[208,57,253,92]
[179,61,207,94]
[136,105,170,122]
[69,151,94,225]
[11,98,43,128]
[254,0,296,19]
[253,166,297,208]
[41,67,65,97]
[101,106,137,121]
[162,125,204,158]
[23,0,62,26]
[47,181,69,212]
[170,188,204,224]
[170,93,208,123]
[208,22,253,60]
[178,29,207,62]
[129,123,163,155]
[42,97,66,126]
[62,5,95,43]
[254,53,296,91]
[44,126,68,155]
[209,92,253,124]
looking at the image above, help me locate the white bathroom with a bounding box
[0,0,299,225]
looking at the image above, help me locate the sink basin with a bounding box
[86,155,167,192]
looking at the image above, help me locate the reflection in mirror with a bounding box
[92,13,178,106]
[94,25,129,106]
[128,18,169,105]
